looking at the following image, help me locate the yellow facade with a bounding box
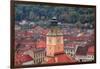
[46,28,64,57]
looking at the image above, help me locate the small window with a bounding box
[49,39,52,43]
[80,59,82,62]
[70,49,73,52]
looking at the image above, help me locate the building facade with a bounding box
[24,48,46,64]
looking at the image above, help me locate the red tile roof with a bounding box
[25,31,34,36]
[47,54,76,64]
[37,40,46,48]
[87,46,94,55]
[21,55,33,62]
[65,43,78,47]
[64,36,93,41]
[41,30,49,35]
[21,41,35,45]
[47,58,55,64]
[15,53,33,65]
[56,54,74,63]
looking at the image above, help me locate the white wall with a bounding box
[0,0,99,69]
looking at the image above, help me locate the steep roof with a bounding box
[15,53,33,65]
[76,46,88,56]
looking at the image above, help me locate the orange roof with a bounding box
[65,43,78,47]
[64,36,92,41]
[21,55,33,62]
[87,46,94,55]
[47,54,76,64]
[15,53,33,65]
[37,40,46,48]
[47,58,55,63]
[42,30,49,35]
[55,54,75,63]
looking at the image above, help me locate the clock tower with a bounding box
[46,17,64,57]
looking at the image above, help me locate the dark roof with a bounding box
[76,46,88,56]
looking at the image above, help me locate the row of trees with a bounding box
[15,4,95,24]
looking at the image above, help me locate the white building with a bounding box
[64,43,79,57]
[24,48,46,64]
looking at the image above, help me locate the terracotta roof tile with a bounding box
[15,54,33,65]
[47,54,76,64]
[87,46,94,55]
[37,40,46,48]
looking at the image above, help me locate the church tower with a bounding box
[46,17,64,57]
